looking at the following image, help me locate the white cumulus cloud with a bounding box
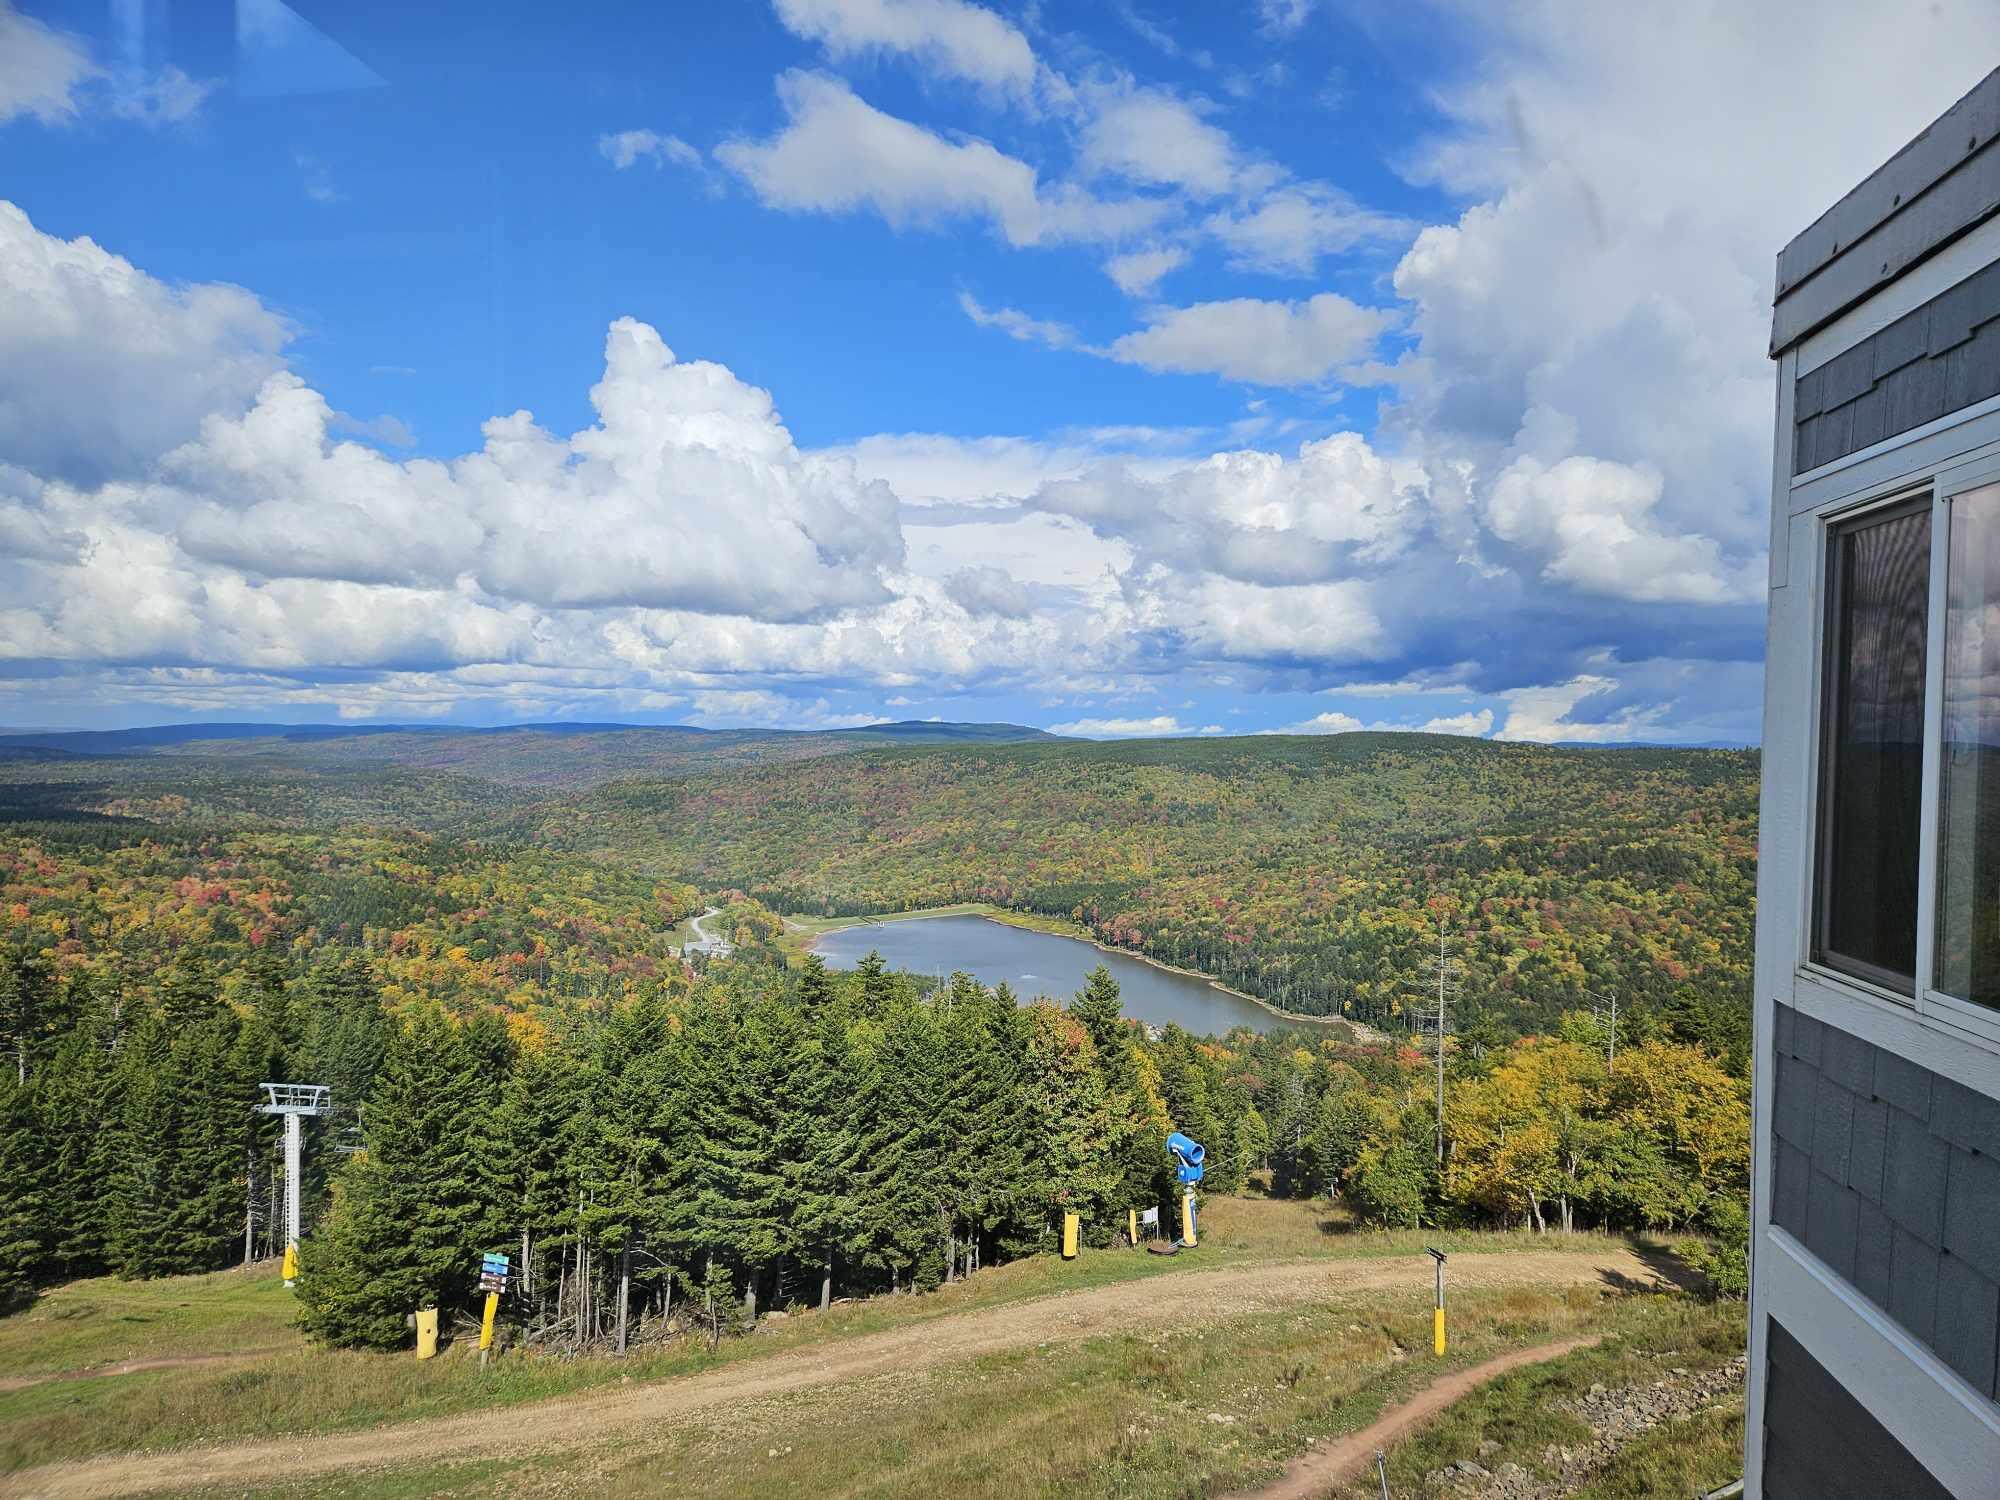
[771,0,1038,96]
[1104,245,1186,296]
[0,202,294,487]
[598,130,705,171]
[1048,714,1188,737]
[1202,185,1412,277]
[1105,293,1394,386]
[718,71,1161,247]
[0,3,95,124]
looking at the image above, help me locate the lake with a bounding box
[809,914,1329,1035]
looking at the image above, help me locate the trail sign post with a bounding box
[1427,1247,1447,1356]
[479,1252,510,1365]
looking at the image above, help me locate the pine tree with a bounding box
[39,978,119,1277]
[109,1013,180,1279]
[0,946,55,1085]
[158,958,222,1032]
[297,1009,487,1349]
[0,1073,47,1304]
[296,955,388,1225]
[483,1028,587,1318]
[852,950,897,1014]
[1068,967,1160,1232]
[164,1007,252,1272]
[850,995,945,1288]
[785,1006,860,1308]
[684,993,785,1312]
[243,947,299,1059]
[795,953,835,1013]
[580,994,685,1340]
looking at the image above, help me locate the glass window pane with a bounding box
[1938,483,2000,1009]
[1817,500,1931,991]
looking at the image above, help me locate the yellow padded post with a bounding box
[1062,1211,1079,1259]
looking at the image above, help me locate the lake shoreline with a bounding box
[795,903,1373,1037]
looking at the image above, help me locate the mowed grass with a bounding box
[164,1281,1744,1500]
[0,1197,1700,1476]
[0,1264,296,1381]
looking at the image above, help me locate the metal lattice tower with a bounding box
[258,1084,329,1281]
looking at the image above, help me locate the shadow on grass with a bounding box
[1600,1237,1706,1295]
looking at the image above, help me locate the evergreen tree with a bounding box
[0,946,56,1085]
[852,950,897,1015]
[243,947,300,1059]
[1068,967,1161,1230]
[109,1014,180,1279]
[483,1028,587,1311]
[684,994,785,1310]
[164,1006,252,1272]
[0,1073,47,1304]
[795,953,835,1013]
[38,978,119,1276]
[580,994,685,1336]
[784,1006,860,1307]
[158,958,222,1032]
[296,1009,488,1348]
[296,955,388,1222]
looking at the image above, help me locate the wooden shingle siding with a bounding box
[1771,68,2000,354]
[1762,1320,1954,1499]
[1792,258,2000,471]
[1770,1004,2000,1403]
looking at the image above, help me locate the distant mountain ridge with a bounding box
[0,718,1062,757]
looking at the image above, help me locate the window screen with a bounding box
[1817,498,1931,992]
[1938,483,2000,1011]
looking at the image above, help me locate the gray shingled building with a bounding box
[1751,67,2000,1497]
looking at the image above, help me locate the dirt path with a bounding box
[0,1247,1659,1500]
[1230,1336,1603,1500]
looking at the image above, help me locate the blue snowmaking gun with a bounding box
[1167,1132,1205,1246]
[1168,1132,1205,1185]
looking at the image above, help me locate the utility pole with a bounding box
[1589,990,1618,1073]
[1408,929,1462,1165]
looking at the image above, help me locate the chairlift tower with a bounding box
[258,1083,329,1283]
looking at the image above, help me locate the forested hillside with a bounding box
[0,821,699,1012]
[0,730,1760,1056]
[0,719,1058,790]
[0,724,1757,1328]
[1,939,1747,1336]
[533,734,1758,1047]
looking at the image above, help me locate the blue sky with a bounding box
[1,1,1994,740]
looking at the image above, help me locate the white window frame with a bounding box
[1795,445,2000,1055]
[1921,452,2000,1037]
